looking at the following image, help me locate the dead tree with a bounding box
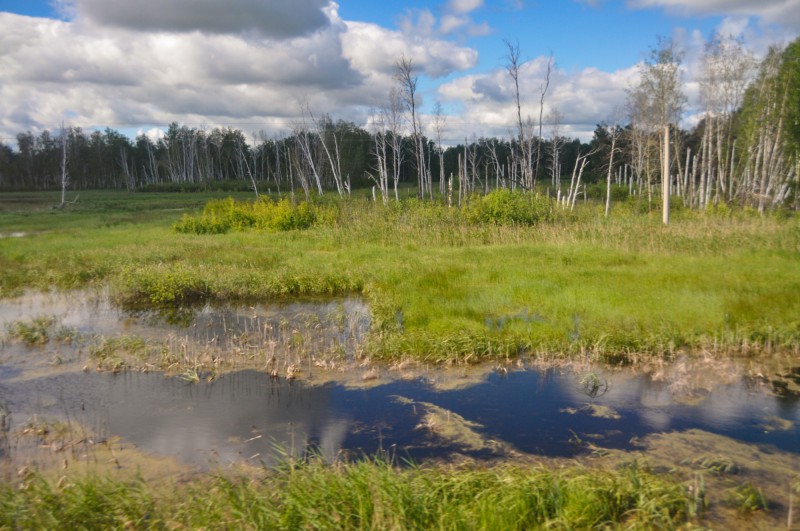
[395,56,425,199]
[504,40,532,190]
[59,122,69,208]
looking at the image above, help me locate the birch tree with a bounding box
[395,56,425,199]
[546,108,564,190]
[604,124,622,217]
[534,54,553,188]
[736,40,799,212]
[698,34,754,206]
[59,122,69,208]
[631,37,686,223]
[295,105,324,195]
[432,101,447,199]
[504,40,532,190]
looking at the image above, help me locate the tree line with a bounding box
[0,35,797,213]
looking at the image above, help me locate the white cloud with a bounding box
[0,0,793,149]
[437,56,640,142]
[398,9,438,37]
[448,0,485,14]
[398,1,493,38]
[137,127,165,142]
[440,14,470,34]
[0,6,479,143]
[628,0,800,29]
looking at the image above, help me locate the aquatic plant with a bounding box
[6,316,57,346]
[729,482,769,513]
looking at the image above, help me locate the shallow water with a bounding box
[1,364,797,468]
[0,290,369,351]
[0,291,798,469]
[0,290,370,378]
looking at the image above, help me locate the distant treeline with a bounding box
[0,121,591,196]
[1,37,797,212]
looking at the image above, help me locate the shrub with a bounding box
[586,183,630,202]
[174,197,336,234]
[464,189,553,225]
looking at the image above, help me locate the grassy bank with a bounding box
[1,459,692,530]
[1,190,798,362]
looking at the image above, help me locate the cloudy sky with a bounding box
[0,0,798,145]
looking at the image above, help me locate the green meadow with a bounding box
[1,190,798,363]
[1,190,799,529]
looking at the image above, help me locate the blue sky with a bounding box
[0,0,797,144]
[338,0,725,73]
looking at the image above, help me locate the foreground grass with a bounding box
[1,191,798,362]
[1,459,692,530]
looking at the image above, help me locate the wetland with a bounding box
[1,191,799,529]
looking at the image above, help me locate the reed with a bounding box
[0,458,692,529]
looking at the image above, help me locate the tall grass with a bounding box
[0,459,692,529]
[1,191,798,362]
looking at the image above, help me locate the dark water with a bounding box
[1,367,797,467]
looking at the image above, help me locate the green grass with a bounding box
[1,190,798,362]
[0,459,692,530]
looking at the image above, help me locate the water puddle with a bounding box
[0,290,370,378]
[0,290,798,473]
[0,363,797,470]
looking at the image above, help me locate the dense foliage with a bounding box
[173,197,336,234]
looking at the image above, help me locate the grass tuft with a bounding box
[0,459,693,530]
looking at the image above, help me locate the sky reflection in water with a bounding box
[2,366,797,467]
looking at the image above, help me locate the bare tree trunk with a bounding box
[534,55,553,191]
[59,123,69,208]
[237,139,258,198]
[571,158,589,211]
[662,125,670,225]
[395,56,423,199]
[605,130,617,217]
[505,40,531,191]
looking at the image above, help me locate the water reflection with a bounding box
[0,291,371,376]
[0,291,369,350]
[1,366,797,468]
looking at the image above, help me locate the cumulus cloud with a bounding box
[0,7,479,142]
[628,0,800,29]
[1,1,792,148]
[61,0,331,38]
[398,0,493,38]
[342,21,478,80]
[437,55,640,142]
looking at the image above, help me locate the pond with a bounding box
[0,291,798,469]
[1,363,798,468]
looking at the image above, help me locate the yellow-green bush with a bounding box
[464,189,554,225]
[174,197,336,234]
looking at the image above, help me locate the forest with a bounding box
[0,35,797,214]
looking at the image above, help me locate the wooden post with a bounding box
[662,125,670,225]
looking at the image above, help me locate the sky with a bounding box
[0,0,798,146]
